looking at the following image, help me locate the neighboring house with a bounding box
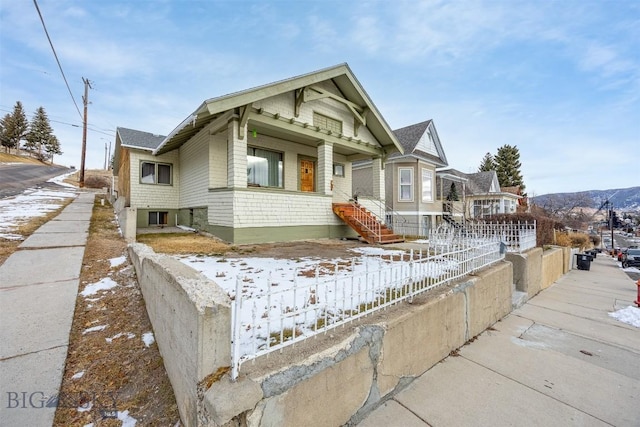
[353,120,459,235]
[112,63,404,244]
[437,169,521,219]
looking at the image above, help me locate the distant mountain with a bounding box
[532,186,640,212]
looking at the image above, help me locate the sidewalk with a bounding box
[359,254,640,426]
[0,192,94,426]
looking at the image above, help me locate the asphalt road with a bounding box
[0,163,72,199]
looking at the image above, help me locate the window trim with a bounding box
[140,161,173,186]
[398,167,414,202]
[247,146,284,188]
[421,168,433,203]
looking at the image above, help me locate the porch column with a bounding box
[372,157,385,201]
[227,119,247,188]
[317,141,333,195]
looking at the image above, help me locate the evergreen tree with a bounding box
[494,144,526,194]
[45,134,62,164]
[446,182,459,201]
[1,102,29,154]
[26,106,54,161]
[478,152,496,172]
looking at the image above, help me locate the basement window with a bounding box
[148,211,168,226]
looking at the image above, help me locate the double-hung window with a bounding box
[247,147,283,187]
[141,162,172,185]
[398,167,413,201]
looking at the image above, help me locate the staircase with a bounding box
[332,203,404,245]
[442,212,464,230]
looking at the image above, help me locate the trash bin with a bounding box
[576,253,593,271]
[588,249,597,259]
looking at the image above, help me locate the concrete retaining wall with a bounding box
[128,244,231,427]
[541,246,564,290]
[114,196,136,242]
[128,241,566,427]
[506,247,543,298]
[203,261,514,427]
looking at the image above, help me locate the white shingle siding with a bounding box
[253,83,380,147]
[179,127,209,207]
[209,133,227,188]
[208,190,340,228]
[129,150,179,209]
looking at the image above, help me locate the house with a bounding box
[437,169,521,219]
[352,120,463,235]
[112,64,405,244]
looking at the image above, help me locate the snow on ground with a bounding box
[142,332,155,347]
[108,256,127,268]
[47,169,78,188]
[609,306,640,328]
[118,410,138,426]
[0,174,77,239]
[106,332,135,343]
[82,325,107,335]
[80,278,118,297]
[178,247,458,360]
[71,371,85,379]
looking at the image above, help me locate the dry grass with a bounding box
[0,198,74,265]
[53,197,180,426]
[0,152,47,164]
[63,169,113,188]
[136,233,231,255]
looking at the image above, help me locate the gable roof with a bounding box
[154,63,403,156]
[116,127,165,151]
[388,120,448,167]
[466,171,497,194]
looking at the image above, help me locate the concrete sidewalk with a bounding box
[0,192,94,426]
[360,254,640,427]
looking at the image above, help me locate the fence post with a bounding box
[231,277,243,381]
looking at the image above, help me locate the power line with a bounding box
[0,107,115,136]
[32,0,83,121]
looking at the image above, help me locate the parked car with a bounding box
[622,248,640,268]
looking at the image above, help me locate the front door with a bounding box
[300,159,314,192]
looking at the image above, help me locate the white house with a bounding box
[112,64,404,244]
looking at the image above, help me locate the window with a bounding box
[313,112,342,134]
[398,167,413,201]
[148,211,168,226]
[141,162,172,185]
[333,163,345,177]
[247,147,283,187]
[421,168,433,202]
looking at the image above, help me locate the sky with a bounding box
[1,0,638,196]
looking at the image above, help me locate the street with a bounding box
[0,163,71,199]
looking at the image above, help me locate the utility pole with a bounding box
[79,77,92,187]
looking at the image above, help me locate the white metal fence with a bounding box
[429,221,537,253]
[230,238,504,380]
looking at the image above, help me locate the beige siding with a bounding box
[129,150,179,209]
[179,127,209,207]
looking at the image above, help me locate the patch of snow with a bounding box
[412,239,429,244]
[71,371,85,379]
[77,401,93,412]
[83,424,94,427]
[609,306,640,328]
[177,248,458,360]
[349,247,406,256]
[80,278,118,297]
[109,256,127,268]
[142,332,155,347]
[82,325,107,335]
[0,187,77,239]
[106,332,135,343]
[177,224,197,232]
[47,170,78,188]
[118,410,137,426]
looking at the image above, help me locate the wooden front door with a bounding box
[300,159,314,192]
